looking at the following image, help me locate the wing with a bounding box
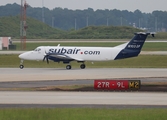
[48,53,84,61]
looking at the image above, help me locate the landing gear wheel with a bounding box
[19,60,24,69]
[20,65,24,69]
[66,65,71,70]
[80,64,86,69]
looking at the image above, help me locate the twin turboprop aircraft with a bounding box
[19,32,155,70]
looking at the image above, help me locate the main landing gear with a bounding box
[66,65,72,70]
[19,60,24,69]
[80,64,86,69]
[66,63,86,70]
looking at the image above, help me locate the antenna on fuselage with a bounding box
[57,44,60,47]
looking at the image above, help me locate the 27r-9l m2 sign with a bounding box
[94,80,140,90]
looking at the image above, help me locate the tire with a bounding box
[19,65,24,69]
[66,65,71,70]
[80,64,86,69]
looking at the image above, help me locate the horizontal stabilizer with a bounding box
[135,32,156,37]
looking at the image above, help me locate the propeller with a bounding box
[43,51,49,64]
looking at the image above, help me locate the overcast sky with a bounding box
[0,0,167,13]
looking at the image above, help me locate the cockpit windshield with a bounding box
[34,48,41,52]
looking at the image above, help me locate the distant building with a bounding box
[0,37,14,50]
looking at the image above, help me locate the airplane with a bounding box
[18,32,155,70]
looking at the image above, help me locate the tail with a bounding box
[114,32,155,60]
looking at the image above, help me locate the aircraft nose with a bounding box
[18,53,25,59]
[19,52,29,59]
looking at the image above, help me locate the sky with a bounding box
[0,0,167,13]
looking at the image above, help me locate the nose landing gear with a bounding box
[19,65,24,69]
[19,60,24,69]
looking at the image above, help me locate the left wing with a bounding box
[48,53,84,61]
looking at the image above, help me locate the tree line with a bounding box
[0,3,167,31]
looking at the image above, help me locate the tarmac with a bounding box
[0,68,167,82]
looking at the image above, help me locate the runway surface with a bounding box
[0,68,167,82]
[0,92,167,107]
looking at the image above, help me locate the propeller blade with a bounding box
[43,52,49,64]
[43,56,46,62]
[46,57,49,64]
[43,56,49,64]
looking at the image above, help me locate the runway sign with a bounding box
[94,80,140,90]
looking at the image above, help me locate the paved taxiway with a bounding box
[0,92,167,106]
[0,68,167,82]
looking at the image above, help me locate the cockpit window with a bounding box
[34,48,38,51]
[34,48,41,51]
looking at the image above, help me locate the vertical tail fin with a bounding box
[115,32,155,60]
[124,32,151,51]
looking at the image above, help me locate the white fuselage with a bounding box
[19,45,124,62]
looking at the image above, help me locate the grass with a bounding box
[0,54,167,68]
[0,16,64,39]
[12,42,167,51]
[0,108,167,120]
[143,42,167,51]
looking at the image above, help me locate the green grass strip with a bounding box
[0,108,167,120]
